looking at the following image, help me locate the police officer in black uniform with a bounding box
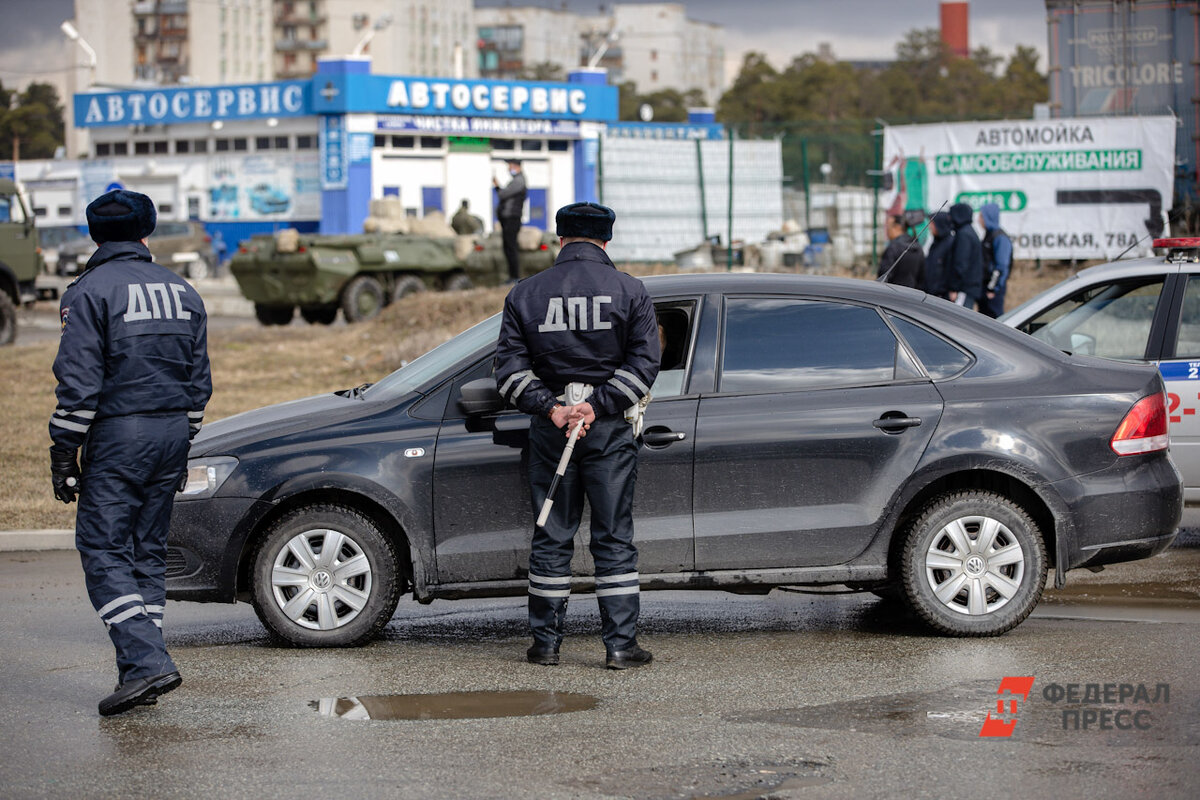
[495,202,660,669]
[49,189,211,716]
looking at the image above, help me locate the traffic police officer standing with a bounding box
[495,202,660,669]
[49,189,211,716]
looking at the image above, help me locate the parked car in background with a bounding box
[1002,237,1200,501]
[57,220,216,280]
[168,274,1181,647]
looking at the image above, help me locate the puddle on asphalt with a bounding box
[310,690,597,720]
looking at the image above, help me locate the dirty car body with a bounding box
[168,274,1182,646]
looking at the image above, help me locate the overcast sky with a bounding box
[0,0,1050,96]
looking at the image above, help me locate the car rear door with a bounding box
[692,295,944,570]
[430,297,703,583]
[1151,270,1200,499]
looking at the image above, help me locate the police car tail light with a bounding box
[1111,393,1169,455]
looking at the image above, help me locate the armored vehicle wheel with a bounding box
[255,303,295,326]
[900,490,1046,637]
[342,275,385,323]
[185,259,209,281]
[0,291,16,346]
[392,275,425,301]
[300,306,338,325]
[443,272,473,292]
[250,504,403,647]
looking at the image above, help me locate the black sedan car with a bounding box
[168,274,1182,645]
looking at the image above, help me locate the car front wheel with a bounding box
[251,504,403,647]
[900,490,1046,637]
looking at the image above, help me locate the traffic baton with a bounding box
[536,418,585,528]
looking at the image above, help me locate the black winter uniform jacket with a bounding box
[946,202,983,299]
[494,241,660,418]
[50,241,212,451]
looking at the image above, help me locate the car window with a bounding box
[652,300,697,398]
[1170,275,1200,359]
[720,297,900,393]
[1016,277,1164,360]
[367,313,503,398]
[888,315,973,380]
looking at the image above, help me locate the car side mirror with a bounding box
[459,377,506,416]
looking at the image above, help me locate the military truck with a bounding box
[0,178,46,347]
[231,227,558,326]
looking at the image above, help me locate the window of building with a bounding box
[158,202,173,215]
[134,141,151,155]
[374,134,386,148]
[547,140,570,152]
[419,136,443,149]
[214,138,230,152]
[95,142,111,156]
[390,135,414,148]
[274,135,288,150]
[256,136,272,150]
[193,138,208,153]
[651,49,657,61]
[33,206,47,217]
[296,135,315,149]
[651,70,658,82]
[57,205,72,217]
[232,138,248,152]
[176,140,190,154]
[113,142,128,156]
[153,140,168,154]
[520,139,543,151]
[491,139,515,151]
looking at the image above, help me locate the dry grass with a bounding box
[0,258,1083,531]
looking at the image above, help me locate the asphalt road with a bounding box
[2,541,1198,799]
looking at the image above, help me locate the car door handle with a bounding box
[873,415,922,432]
[642,428,687,447]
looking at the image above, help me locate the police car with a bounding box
[1002,238,1200,502]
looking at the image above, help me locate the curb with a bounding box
[0,530,75,552]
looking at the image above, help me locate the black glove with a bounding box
[50,446,81,504]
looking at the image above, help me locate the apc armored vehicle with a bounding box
[0,178,47,346]
[230,227,558,326]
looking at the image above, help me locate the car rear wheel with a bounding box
[0,292,16,346]
[254,303,295,326]
[300,306,338,325]
[900,490,1046,637]
[342,275,385,323]
[251,504,403,647]
[443,272,472,292]
[392,275,425,301]
[185,259,209,281]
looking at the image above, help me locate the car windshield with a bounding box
[365,313,501,399]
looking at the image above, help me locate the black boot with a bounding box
[98,670,182,716]
[526,645,560,666]
[606,645,653,670]
[527,593,568,665]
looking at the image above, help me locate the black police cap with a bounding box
[555,201,616,242]
[86,189,157,244]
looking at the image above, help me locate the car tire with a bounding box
[342,275,385,323]
[443,272,472,292]
[392,275,425,302]
[186,259,209,281]
[0,291,16,347]
[255,303,295,326]
[300,306,338,325]
[900,490,1046,637]
[250,504,403,647]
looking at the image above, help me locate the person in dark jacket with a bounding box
[923,211,953,299]
[946,201,983,310]
[979,202,1013,318]
[877,214,925,289]
[50,189,211,716]
[493,159,527,282]
[494,201,661,670]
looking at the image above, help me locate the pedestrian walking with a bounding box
[494,201,661,669]
[923,210,953,299]
[877,214,925,289]
[493,159,527,282]
[979,202,1013,318]
[49,189,211,716]
[946,201,983,310]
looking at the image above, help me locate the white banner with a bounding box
[883,116,1176,260]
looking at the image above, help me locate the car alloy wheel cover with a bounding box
[270,528,374,630]
[923,515,1026,616]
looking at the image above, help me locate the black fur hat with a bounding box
[86,189,157,244]
[555,201,615,242]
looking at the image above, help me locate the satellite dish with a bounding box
[638,103,653,122]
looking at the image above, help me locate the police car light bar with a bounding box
[1153,238,1200,249]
